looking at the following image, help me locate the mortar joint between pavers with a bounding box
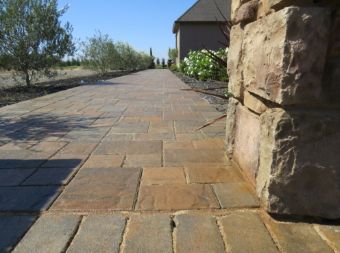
[216,217,230,253]
[118,216,130,253]
[171,215,178,253]
[132,169,143,211]
[313,224,338,253]
[259,211,284,253]
[61,215,83,253]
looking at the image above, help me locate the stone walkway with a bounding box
[0,70,339,252]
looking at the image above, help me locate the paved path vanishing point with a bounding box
[0,70,339,253]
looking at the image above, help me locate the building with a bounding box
[173,0,231,65]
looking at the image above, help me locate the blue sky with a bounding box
[58,0,197,60]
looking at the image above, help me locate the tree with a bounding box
[148,47,155,69]
[168,48,178,61]
[0,0,75,86]
[156,58,160,66]
[161,58,166,69]
[81,32,118,74]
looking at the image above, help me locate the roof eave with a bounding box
[172,22,180,34]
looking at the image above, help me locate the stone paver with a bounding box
[0,216,36,252]
[67,215,126,253]
[122,215,172,253]
[174,214,225,253]
[52,167,141,210]
[220,212,279,253]
[13,215,80,253]
[0,70,338,252]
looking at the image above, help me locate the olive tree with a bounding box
[0,0,75,86]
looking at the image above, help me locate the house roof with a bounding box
[173,0,231,33]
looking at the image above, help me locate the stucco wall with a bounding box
[177,23,227,62]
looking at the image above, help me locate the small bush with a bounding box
[181,49,228,81]
[169,64,178,72]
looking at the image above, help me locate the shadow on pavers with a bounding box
[0,158,82,252]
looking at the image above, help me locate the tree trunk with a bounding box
[24,71,31,87]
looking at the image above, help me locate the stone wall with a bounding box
[226,0,340,219]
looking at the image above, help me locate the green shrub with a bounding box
[181,49,228,81]
[169,64,178,72]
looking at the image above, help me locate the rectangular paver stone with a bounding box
[220,212,279,253]
[0,186,60,211]
[0,216,36,253]
[136,184,219,210]
[213,182,259,208]
[174,214,225,253]
[13,215,80,253]
[52,167,141,211]
[122,215,172,253]
[67,215,126,253]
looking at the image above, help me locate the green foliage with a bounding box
[168,48,178,61]
[81,33,153,74]
[169,64,178,72]
[161,58,166,69]
[0,0,75,86]
[156,58,160,66]
[181,49,228,81]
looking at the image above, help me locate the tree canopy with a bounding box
[0,0,75,86]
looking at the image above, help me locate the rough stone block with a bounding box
[225,98,239,157]
[244,91,268,114]
[257,108,340,219]
[227,24,244,98]
[234,0,259,24]
[233,103,260,181]
[258,0,313,16]
[231,0,251,20]
[242,7,331,105]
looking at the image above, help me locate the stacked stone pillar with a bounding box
[226,0,340,219]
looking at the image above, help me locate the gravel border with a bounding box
[173,71,228,112]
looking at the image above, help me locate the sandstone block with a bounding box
[225,98,238,157]
[227,24,244,98]
[233,103,260,181]
[231,0,251,20]
[257,108,340,219]
[258,0,313,16]
[244,91,268,114]
[242,7,331,105]
[234,0,259,24]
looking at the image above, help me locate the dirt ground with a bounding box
[0,67,97,88]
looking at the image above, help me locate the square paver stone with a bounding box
[0,216,36,253]
[22,167,77,186]
[52,167,141,211]
[142,167,187,185]
[136,184,220,210]
[0,186,60,211]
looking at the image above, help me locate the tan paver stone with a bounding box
[110,122,149,134]
[136,184,219,210]
[164,149,226,166]
[192,138,225,149]
[213,182,260,208]
[163,141,194,149]
[174,214,225,253]
[22,167,77,186]
[142,167,186,185]
[315,225,340,252]
[52,167,141,211]
[175,133,206,141]
[185,164,241,183]
[124,154,162,167]
[264,217,334,253]
[59,142,97,155]
[122,215,172,253]
[82,155,125,168]
[42,154,86,168]
[67,215,126,253]
[12,215,80,253]
[102,133,134,141]
[94,141,162,155]
[220,212,279,253]
[134,133,175,141]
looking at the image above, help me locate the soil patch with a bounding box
[0,71,134,108]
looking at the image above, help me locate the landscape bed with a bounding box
[0,70,133,108]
